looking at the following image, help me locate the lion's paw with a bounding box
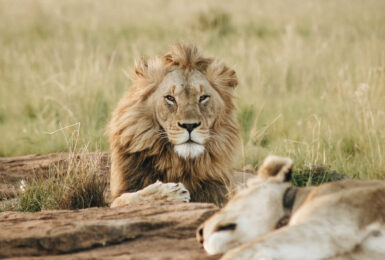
[111,181,191,208]
[140,181,191,202]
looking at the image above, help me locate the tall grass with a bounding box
[0,0,384,180]
[15,150,107,212]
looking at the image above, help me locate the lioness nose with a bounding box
[196,224,204,244]
[178,122,201,133]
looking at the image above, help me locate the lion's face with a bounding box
[153,69,225,159]
[108,43,240,203]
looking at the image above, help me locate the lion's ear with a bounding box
[219,66,238,88]
[163,53,176,66]
[256,155,293,183]
[207,62,238,89]
[132,56,165,86]
[134,57,148,78]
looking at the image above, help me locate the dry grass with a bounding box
[13,151,108,212]
[0,0,384,181]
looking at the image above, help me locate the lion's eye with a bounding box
[199,95,210,103]
[165,95,176,103]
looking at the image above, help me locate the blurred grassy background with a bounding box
[1,0,384,179]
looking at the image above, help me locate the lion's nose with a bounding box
[178,122,201,133]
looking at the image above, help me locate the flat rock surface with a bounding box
[0,202,219,259]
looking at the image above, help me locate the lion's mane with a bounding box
[108,43,240,205]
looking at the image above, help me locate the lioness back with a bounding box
[199,156,385,259]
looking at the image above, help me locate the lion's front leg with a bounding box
[221,220,364,260]
[110,181,190,208]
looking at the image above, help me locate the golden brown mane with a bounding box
[108,43,240,205]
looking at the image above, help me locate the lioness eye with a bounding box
[165,95,176,103]
[199,95,210,103]
[215,223,237,232]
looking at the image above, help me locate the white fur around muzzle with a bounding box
[174,143,205,159]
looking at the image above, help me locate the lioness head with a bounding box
[197,156,293,255]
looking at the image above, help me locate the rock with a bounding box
[0,202,219,259]
[0,154,220,259]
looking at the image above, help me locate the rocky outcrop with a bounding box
[0,202,219,259]
[0,153,220,259]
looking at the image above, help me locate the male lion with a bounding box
[108,43,248,207]
[198,156,385,259]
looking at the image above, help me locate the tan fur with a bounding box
[110,181,190,208]
[199,155,385,259]
[108,43,240,205]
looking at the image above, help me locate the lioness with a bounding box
[198,156,385,259]
[108,44,252,207]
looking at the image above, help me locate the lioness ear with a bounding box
[257,155,293,183]
[207,62,238,89]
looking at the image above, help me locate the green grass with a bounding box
[1,0,385,181]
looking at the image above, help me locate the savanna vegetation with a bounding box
[16,152,107,212]
[0,0,384,210]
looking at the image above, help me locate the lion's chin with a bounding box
[174,143,205,159]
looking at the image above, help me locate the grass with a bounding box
[0,0,384,184]
[2,150,108,212]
